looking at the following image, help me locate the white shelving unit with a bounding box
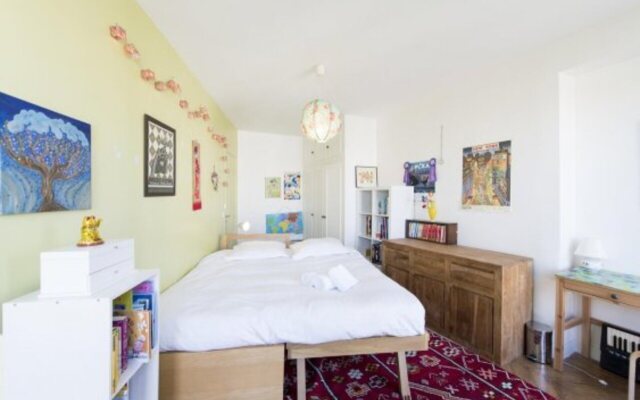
[2,240,159,400]
[356,186,413,264]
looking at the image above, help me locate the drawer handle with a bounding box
[610,293,620,300]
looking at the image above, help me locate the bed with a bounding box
[159,234,429,400]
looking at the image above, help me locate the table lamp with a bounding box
[574,238,606,270]
[238,221,251,233]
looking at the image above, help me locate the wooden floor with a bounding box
[505,353,638,399]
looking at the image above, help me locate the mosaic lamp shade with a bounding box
[301,99,343,143]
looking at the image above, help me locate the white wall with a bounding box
[376,7,640,350]
[574,56,640,337]
[343,115,377,248]
[237,130,303,235]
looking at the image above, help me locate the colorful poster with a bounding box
[192,140,201,211]
[265,177,281,198]
[266,212,303,239]
[283,172,301,200]
[403,159,437,193]
[462,140,511,209]
[0,91,91,215]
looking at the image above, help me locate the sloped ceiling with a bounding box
[138,0,640,135]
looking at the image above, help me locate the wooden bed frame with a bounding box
[159,234,429,400]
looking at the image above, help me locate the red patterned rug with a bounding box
[284,331,556,400]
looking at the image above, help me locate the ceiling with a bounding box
[137,0,640,135]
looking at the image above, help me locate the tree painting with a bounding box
[0,92,91,215]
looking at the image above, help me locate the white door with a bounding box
[324,162,343,240]
[303,168,317,238]
[315,167,327,238]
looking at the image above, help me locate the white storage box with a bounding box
[39,239,134,298]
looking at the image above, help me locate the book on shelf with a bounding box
[111,327,121,393]
[132,280,158,349]
[116,310,152,360]
[365,215,372,236]
[113,316,128,371]
[372,242,381,264]
[113,291,133,311]
[406,220,457,244]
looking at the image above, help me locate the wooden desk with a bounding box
[554,267,640,371]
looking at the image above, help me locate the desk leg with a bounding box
[554,279,565,371]
[581,296,591,358]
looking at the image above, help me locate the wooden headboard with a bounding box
[219,233,292,250]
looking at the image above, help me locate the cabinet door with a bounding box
[384,264,410,289]
[448,286,494,357]
[303,168,317,238]
[324,162,343,240]
[412,274,445,332]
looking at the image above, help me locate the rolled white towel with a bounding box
[328,264,359,292]
[301,272,336,291]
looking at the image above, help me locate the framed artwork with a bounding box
[265,177,281,198]
[403,159,437,193]
[355,166,377,188]
[462,140,511,210]
[144,114,176,197]
[283,172,301,200]
[192,140,201,211]
[0,91,91,215]
[266,211,303,240]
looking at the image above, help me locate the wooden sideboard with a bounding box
[382,238,533,365]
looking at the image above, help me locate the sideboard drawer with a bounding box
[384,247,410,270]
[450,262,495,296]
[412,251,446,279]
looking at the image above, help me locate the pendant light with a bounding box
[301,64,343,143]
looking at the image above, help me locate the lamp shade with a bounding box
[238,221,251,232]
[574,238,606,259]
[301,99,343,143]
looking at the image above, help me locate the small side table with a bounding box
[554,267,640,371]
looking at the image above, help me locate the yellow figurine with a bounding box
[77,215,104,247]
[427,192,437,221]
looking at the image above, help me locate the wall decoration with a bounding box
[403,158,437,193]
[108,24,230,150]
[462,140,511,209]
[265,177,281,199]
[144,114,176,197]
[266,211,304,239]
[355,166,378,188]
[192,140,202,211]
[283,172,301,200]
[0,91,91,215]
[211,165,219,191]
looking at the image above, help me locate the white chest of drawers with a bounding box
[39,239,134,298]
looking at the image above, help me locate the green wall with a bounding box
[0,0,237,316]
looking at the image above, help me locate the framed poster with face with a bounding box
[144,114,176,197]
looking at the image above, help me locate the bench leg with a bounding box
[397,351,411,400]
[630,351,639,400]
[297,358,306,400]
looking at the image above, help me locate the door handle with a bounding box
[310,213,315,217]
[321,215,326,219]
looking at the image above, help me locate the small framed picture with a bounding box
[355,166,378,188]
[144,114,176,197]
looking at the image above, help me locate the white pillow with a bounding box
[290,238,351,260]
[233,240,286,251]
[226,241,289,261]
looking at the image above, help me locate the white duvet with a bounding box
[160,250,425,352]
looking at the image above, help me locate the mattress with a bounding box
[160,249,425,352]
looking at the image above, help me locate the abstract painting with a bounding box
[144,114,176,196]
[266,211,303,239]
[403,159,436,193]
[283,172,301,200]
[192,140,201,211]
[355,166,377,188]
[265,177,281,198]
[462,140,511,210]
[0,92,91,215]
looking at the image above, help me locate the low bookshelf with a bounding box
[405,220,457,245]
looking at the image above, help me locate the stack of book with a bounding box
[407,221,451,244]
[376,218,388,240]
[111,279,157,393]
